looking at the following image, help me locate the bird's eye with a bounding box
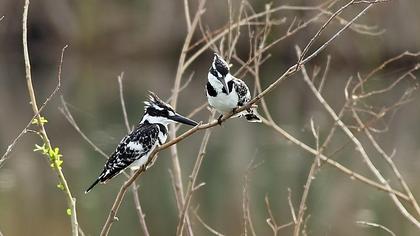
[215,61,229,75]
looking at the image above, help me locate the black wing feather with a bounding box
[85,123,160,193]
[234,79,250,106]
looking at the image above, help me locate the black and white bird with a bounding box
[85,92,198,193]
[206,53,261,123]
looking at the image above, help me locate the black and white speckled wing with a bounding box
[101,123,160,181]
[233,78,251,106]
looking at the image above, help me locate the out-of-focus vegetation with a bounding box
[0,0,419,235]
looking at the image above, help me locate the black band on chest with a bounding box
[206,82,217,97]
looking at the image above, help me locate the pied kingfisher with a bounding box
[85,92,198,193]
[206,53,261,123]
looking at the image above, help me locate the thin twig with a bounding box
[352,107,420,217]
[183,0,192,31]
[23,1,78,235]
[297,0,355,67]
[177,113,214,236]
[117,73,150,236]
[117,72,130,132]
[318,55,331,93]
[299,44,420,228]
[59,99,108,159]
[242,160,259,236]
[288,188,297,224]
[354,65,420,99]
[193,208,225,236]
[264,195,293,235]
[356,221,396,236]
[262,117,409,200]
[168,2,206,236]
[0,76,63,167]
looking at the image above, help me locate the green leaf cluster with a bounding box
[31,116,48,125]
[34,144,64,169]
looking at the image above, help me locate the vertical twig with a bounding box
[169,1,206,235]
[117,74,150,236]
[183,0,192,31]
[22,1,78,235]
[176,113,214,235]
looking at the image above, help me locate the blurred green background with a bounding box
[0,0,419,235]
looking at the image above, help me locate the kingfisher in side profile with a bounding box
[85,92,198,193]
[206,53,261,123]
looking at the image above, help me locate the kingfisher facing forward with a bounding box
[85,92,198,193]
[206,53,261,123]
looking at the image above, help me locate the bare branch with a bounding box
[59,98,109,159]
[262,117,409,200]
[288,188,297,224]
[116,73,150,236]
[356,221,396,236]
[318,55,331,93]
[183,0,192,31]
[22,0,78,234]
[297,43,420,228]
[352,106,420,217]
[117,72,131,133]
[168,2,206,235]
[297,0,356,66]
[193,208,225,236]
[177,113,214,235]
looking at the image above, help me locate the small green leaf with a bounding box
[57,183,64,190]
[32,116,48,125]
[66,208,72,216]
[49,148,55,158]
[55,159,63,170]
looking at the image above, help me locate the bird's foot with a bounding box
[217,114,223,126]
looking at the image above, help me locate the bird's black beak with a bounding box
[170,113,198,126]
[218,76,229,93]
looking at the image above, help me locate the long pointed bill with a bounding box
[218,76,229,93]
[170,114,198,126]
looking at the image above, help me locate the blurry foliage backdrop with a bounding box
[0,0,420,235]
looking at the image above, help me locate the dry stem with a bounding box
[22,0,78,235]
[356,221,396,236]
[298,44,420,228]
[117,73,150,236]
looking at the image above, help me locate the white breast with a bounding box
[207,74,239,113]
[208,92,238,113]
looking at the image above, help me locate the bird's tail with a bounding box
[85,178,101,194]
